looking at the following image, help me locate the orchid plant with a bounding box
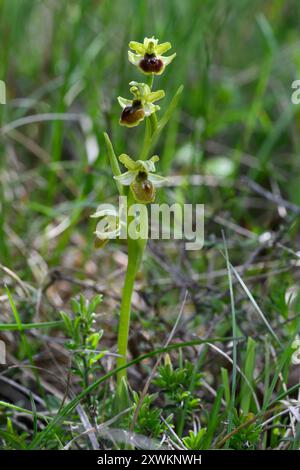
[92,36,183,384]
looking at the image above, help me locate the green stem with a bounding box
[139,118,153,160]
[147,73,154,88]
[116,257,138,382]
[117,193,148,383]
[116,75,155,382]
[139,74,157,161]
[150,112,158,134]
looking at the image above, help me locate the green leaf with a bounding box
[103,132,123,195]
[240,338,257,414]
[202,385,224,449]
[148,85,184,157]
[156,85,184,135]
[60,312,73,336]
[0,320,63,331]
[5,287,33,362]
[221,367,230,407]
[112,376,131,416]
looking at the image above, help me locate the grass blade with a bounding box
[222,232,238,438]
[0,321,63,331]
[240,337,257,414]
[230,263,281,345]
[202,385,224,449]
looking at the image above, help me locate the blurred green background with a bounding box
[2,1,300,450]
[1,0,300,290]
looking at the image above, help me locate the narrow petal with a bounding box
[148,173,167,187]
[128,51,142,66]
[150,155,159,165]
[129,41,145,54]
[156,42,172,54]
[114,171,136,186]
[160,52,176,67]
[118,96,132,109]
[143,102,159,117]
[119,153,137,171]
[142,159,156,173]
[147,89,165,103]
[138,156,158,174]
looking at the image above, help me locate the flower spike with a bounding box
[128,37,176,75]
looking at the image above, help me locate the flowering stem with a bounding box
[149,112,158,134]
[117,192,148,383]
[139,75,156,161]
[102,39,178,385]
[139,119,153,160]
[117,76,156,379]
[147,73,154,88]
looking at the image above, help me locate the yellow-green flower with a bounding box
[118,81,164,127]
[91,207,124,248]
[114,154,166,203]
[128,37,176,75]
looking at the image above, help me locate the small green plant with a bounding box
[153,356,202,419]
[130,392,172,439]
[228,410,261,450]
[182,429,207,450]
[60,294,106,405]
[0,418,28,450]
[91,37,183,384]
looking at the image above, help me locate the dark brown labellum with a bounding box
[131,172,156,203]
[139,53,164,74]
[120,100,144,125]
